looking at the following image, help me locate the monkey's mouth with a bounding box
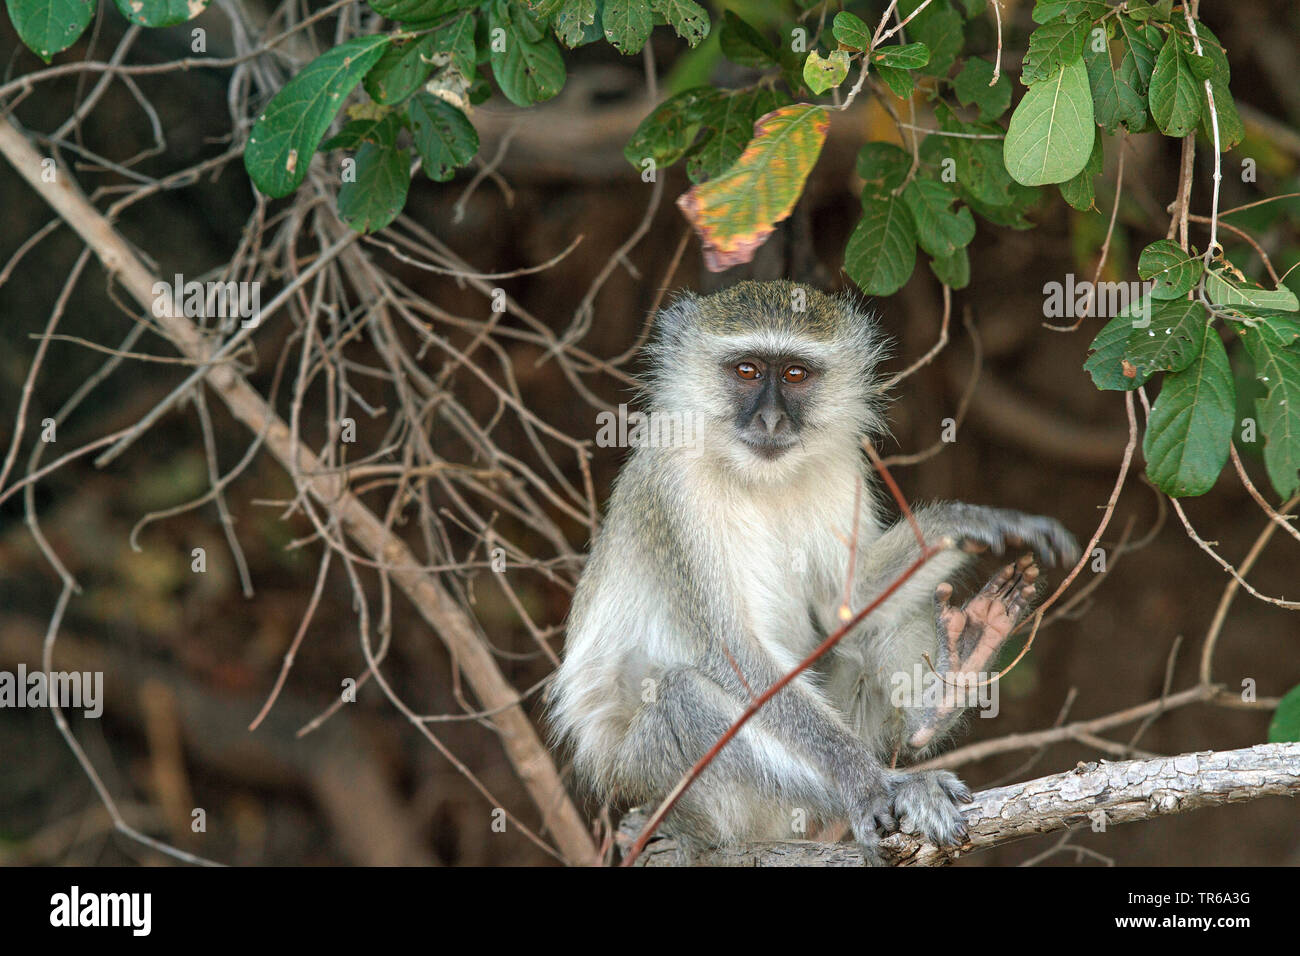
[739,434,798,460]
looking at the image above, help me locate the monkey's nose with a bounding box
[759,407,784,435]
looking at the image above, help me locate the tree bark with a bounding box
[618,743,1300,866]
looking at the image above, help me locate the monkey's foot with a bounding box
[908,555,1040,749]
[849,770,972,863]
[888,769,972,846]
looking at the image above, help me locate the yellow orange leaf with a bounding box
[676,103,830,271]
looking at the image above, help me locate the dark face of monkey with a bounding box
[644,280,888,480]
[723,351,820,459]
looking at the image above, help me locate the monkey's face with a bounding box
[644,283,889,482]
[722,351,819,461]
[682,327,874,480]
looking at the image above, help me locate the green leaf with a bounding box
[338,143,410,233]
[676,104,829,270]
[1191,25,1243,151]
[898,0,962,77]
[873,42,930,69]
[857,141,912,192]
[901,178,975,258]
[1058,126,1101,210]
[365,34,439,104]
[408,92,479,180]
[245,36,391,198]
[1197,71,1243,152]
[321,113,403,150]
[1268,685,1300,743]
[1085,307,1153,391]
[804,50,850,95]
[831,10,872,51]
[1138,239,1203,299]
[953,57,1011,121]
[1237,315,1300,499]
[929,246,970,289]
[1118,15,1160,90]
[623,87,725,167]
[686,87,788,182]
[1206,270,1300,313]
[927,109,1043,228]
[602,0,652,54]
[1084,21,1148,133]
[1149,31,1201,137]
[845,195,917,296]
[6,0,94,61]
[1004,56,1094,186]
[113,0,209,27]
[651,0,708,47]
[1143,329,1235,496]
[553,0,598,47]
[1125,0,1172,21]
[1031,1,1106,23]
[489,0,566,104]
[719,10,777,68]
[1125,297,1210,379]
[370,0,472,21]
[1188,23,1231,85]
[874,64,914,99]
[1022,16,1090,84]
[432,13,478,78]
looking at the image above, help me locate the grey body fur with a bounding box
[550,281,1076,861]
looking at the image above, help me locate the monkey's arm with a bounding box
[855,501,1075,620]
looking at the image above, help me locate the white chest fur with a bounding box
[685,454,869,671]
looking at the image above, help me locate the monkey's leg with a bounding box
[625,664,966,861]
[620,667,845,845]
[907,554,1040,751]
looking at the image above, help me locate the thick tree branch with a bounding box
[618,743,1300,866]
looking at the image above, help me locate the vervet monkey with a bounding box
[551,281,1077,862]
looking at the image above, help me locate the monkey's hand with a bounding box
[931,503,1079,567]
[909,554,1040,750]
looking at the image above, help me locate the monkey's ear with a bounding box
[652,292,701,344]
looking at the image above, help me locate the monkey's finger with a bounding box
[994,554,1035,600]
[980,562,1017,597]
[1006,579,1040,624]
[936,772,973,805]
[1006,517,1079,568]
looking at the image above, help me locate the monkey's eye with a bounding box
[782,365,809,384]
[735,362,760,380]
